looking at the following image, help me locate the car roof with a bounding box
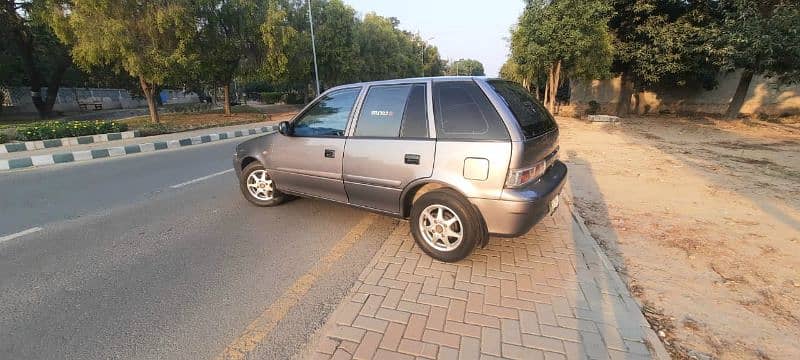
[325,76,499,93]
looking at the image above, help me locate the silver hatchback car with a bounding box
[234,77,566,262]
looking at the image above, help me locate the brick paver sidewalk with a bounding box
[311,201,668,360]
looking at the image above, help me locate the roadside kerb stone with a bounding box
[311,193,669,360]
[0,125,276,171]
[0,130,139,154]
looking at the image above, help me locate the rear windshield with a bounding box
[488,80,557,139]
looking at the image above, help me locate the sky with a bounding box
[342,0,526,77]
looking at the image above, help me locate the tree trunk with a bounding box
[616,70,634,117]
[725,70,754,119]
[546,60,561,114]
[544,78,550,110]
[223,84,232,116]
[139,76,160,124]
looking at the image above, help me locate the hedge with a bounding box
[15,120,128,141]
[260,92,284,104]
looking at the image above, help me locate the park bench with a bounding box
[78,102,103,111]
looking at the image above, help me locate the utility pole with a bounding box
[308,0,320,97]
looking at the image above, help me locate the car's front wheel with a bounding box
[240,162,286,207]
[410,189,487,262]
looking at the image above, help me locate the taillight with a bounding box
[505,148,559,188]
[505,161,547,188]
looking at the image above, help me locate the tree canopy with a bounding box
[717,0,800,118]
[51,0,197,123]
[508,0,613,112]
[446,59,485,76]
[1,0,73,118]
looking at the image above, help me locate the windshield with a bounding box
[487,80,557,139]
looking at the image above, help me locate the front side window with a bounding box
[293,88,360,137]
[354,83,428,138]
[432,81,509,141]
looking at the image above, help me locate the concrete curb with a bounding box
[0,125,276,171]
[562,186,672,360]
[0,130,140,154]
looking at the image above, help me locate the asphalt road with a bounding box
[0,137,397,359]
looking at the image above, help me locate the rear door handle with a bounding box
[404,154,420,165]
[324,149,335,158]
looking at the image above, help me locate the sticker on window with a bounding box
[371,110,394,117]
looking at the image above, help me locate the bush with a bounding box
[260,92,284,104]
[586,100,600,115]
[15,120,128,141]
[285,92,305,105]
[0,133,7,144]
[135,123,171,137]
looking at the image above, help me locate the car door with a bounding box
[269,87,362,203]
[343,82,435,214]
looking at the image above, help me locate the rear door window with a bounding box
[432,81,509,141]
[355,84,428,138]
[487,80,557,139]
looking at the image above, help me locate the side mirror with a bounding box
[277,121,291,136]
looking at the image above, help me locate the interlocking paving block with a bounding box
[312,203,669,360]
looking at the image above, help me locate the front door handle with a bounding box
[404,154,420,165]
[324,149,335,158]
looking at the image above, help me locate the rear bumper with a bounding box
[470,160,567,237]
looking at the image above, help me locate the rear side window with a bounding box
[488,80,557,139]
[432,81,509,141]
[355,84,428,138]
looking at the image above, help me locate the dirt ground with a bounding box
[122,104,300,134]
[558,115,800,359]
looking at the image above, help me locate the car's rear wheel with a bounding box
[410,189,486,262]
[240,162,285,207]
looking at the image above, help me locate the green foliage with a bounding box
[446,59,485,76]
[511,0,613,82]
[607,0,720,89]
[260,0,441,96]
[51,1,196,85]
[260,92,284,104]
[15,120,127,141]
[285,92,305,104]
[191,0,263,90]
[717,0,800,84]
[133,123,170,137]
[51,0,198,122]
[0,132,7,144]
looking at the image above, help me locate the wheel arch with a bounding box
[240,156,260,171]
[400,179,469,218]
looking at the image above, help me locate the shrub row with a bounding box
[258,92,306,105]
[260,92,284,104]
[15,120,128,141]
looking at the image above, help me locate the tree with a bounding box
[260,0,312,99]
[1,0,72,118]
[194,0,262,115]
[261,1,441,100]
[717,0,800,119]
[606,0,720,116]
[510,0,613,112]
[422,45,445,77]
[51,0,196,123]
[447,59,485,76]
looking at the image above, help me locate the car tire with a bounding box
[410,189,487,262]
[240,162,286,207]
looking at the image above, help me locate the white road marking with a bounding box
[0,227,42,243]
[170,169,234,189]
